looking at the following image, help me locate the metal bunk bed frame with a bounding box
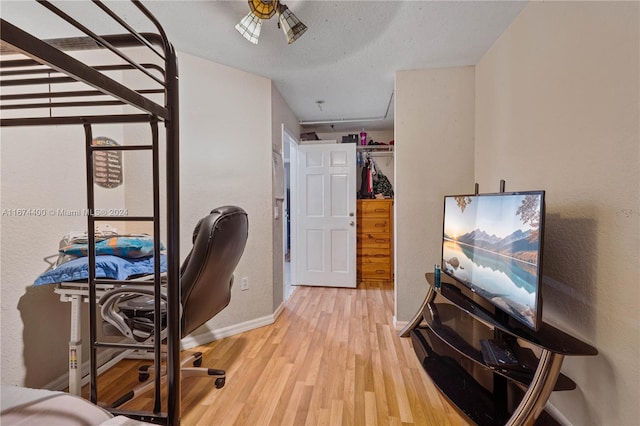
[1,1,181,424]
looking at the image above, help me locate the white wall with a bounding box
[1,111,126,387]
[176,52,275,337]
[475,2,639,425]
[394,67,475,324]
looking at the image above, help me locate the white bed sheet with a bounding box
[0,385,152,425]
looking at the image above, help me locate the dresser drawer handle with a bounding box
[374,254,386,258]
[375,223,386,227]
[376,270,385,274]
[375,239,386,243]
[374,209,386,213]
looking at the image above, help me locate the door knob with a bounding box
[350,221,355,226]
[349,212,354,217]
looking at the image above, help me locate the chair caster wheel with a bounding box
[193,352,203,367]
[138,365,151,382]
[215,378,225,389]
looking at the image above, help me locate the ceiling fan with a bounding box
[235,0,307,45]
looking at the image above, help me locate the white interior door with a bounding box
[295,143,356,288]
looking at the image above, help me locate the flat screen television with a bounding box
[441,191,545,331]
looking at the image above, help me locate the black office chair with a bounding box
[99,206,248,407]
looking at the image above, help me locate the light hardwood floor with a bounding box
[92,280,469,425]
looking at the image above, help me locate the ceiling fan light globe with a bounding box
[235,12,263,44]
[277,5,307,44]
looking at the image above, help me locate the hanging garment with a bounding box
[373,169,394,198]
[360,165,371,198]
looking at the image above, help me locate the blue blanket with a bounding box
[34,254,167,286]
[60,236,164,258]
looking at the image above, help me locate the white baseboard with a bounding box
[46,348,125,391]
[545,402,572,426]
[181,304,286,350]
[46,306,287,392]
[273,300,285,321]
[394,316,408,332]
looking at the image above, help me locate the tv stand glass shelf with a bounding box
[400,273,597,426]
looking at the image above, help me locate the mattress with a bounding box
[0,385,152,425]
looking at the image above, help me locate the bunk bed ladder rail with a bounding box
[83,120,165,416]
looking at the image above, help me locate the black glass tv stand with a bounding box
[399,273,598,426]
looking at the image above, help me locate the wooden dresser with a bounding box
[357,199,393,281]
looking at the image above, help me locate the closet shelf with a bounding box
[357,145,394,157]
[357,145,394,152]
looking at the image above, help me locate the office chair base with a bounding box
[137,351,205,382]
[112,366,227,408]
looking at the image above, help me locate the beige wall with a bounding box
[177,52,275,336]
[475,2,639,424]
[124,50,291,334]
[394,67,475,324]
[121,51,277,343]
[1,124,126,388]
[0,52,129,388]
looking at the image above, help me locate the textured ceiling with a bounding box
[1,0,528,132]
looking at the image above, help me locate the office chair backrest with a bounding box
[179,206,248,337]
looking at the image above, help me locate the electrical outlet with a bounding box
[240,277,249,291]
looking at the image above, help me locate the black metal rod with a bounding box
[91,0,165,61]
[0,63,165,77]
[37,1,165,87]
[1,88,163,101]
[93,342,156,351]
[133,1,172,56]
[0,58,41,68]
[163,39,182,426]
[1,89,104,99]
[151,119,163,414]
[108,409,167,425]
[89,144,152,151]
[1,76,76,86]
[83,123,99,404]
[1,100,124,110]
[0,114,156,127]
[94,279,156,286]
